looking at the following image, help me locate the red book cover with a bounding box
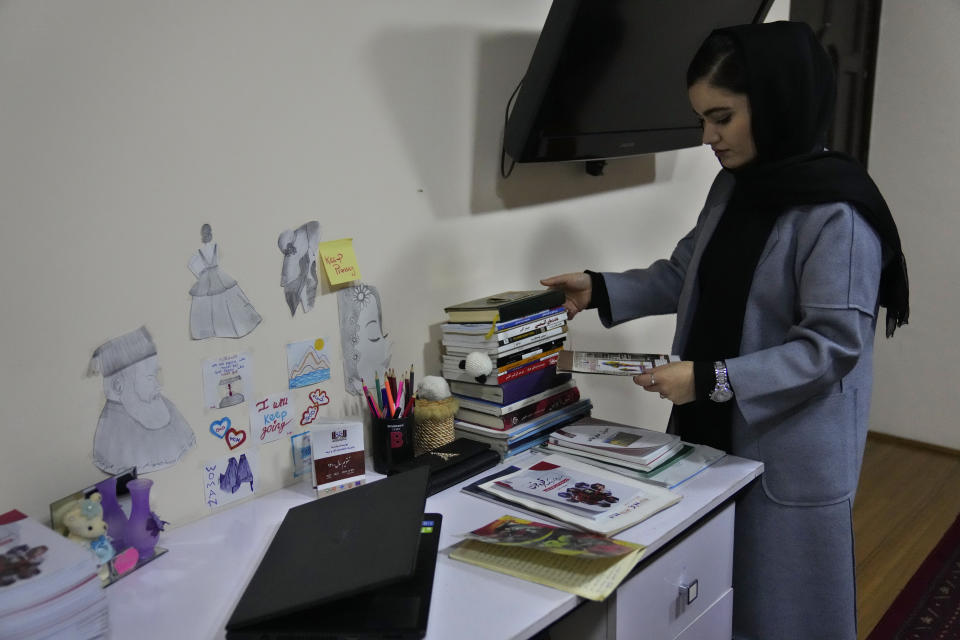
[496,354,560,384]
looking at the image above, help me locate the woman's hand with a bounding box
[540,272,592,319]
[633,361,695,404]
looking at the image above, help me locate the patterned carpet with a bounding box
[867,512,960,639]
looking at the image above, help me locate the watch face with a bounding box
[711,387,734,402]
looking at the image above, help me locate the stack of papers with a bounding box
[0,510,109,639]
[539,417,726,489]
[545,417,683,472]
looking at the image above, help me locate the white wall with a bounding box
[868,3,960,449]
[0,0,788,526]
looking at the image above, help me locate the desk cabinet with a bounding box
[551,502,735,640]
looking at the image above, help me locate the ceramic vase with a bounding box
[94,476,128,550]
[124,478,158,559]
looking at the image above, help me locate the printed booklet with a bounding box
[476,454,681,536]
[557,350,676,375]
[310,420,366,497]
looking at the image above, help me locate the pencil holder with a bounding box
[371,414,415,474]
[413,396,458,455]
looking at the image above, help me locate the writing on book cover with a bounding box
[310,421,365,496]
[494,460,640,515]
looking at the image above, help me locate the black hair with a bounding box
[686,32,748,93]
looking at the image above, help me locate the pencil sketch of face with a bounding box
[277,221,321,316]
[114,356,167,428]
[338,284,392,396]
[89,327,196,474]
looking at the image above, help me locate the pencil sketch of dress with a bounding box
[189,224,262,340]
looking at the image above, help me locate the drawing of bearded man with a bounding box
[89,326,196,474]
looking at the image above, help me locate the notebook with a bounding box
[226,466,434,639]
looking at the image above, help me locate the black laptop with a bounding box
[226,466,440,639]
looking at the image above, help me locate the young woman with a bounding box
[542,21,909,639]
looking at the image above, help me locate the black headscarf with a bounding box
[674,21,909,451]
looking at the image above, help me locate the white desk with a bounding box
[106,453,761,640]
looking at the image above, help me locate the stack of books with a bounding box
[0,510,110,639]
[440,290,592,460]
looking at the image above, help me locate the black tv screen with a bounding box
[504,0,774,164]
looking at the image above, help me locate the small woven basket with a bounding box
[413,396,459,455]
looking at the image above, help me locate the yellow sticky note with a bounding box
[318,238,361,285]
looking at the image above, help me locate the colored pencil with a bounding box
[385,378,396,417]
[360,379,382,418]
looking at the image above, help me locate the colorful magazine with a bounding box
[461,516,637,558]
[494,460,639,515]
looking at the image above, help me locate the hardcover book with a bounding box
[557,350,676,375]
[442,311,567,346]
[443,327,567,359]
[448,369,572,404]
[444,337,567,371]
[454,379,578,417]
[455,385,581,430]
[442,352,561,386]
[444,290,565,323]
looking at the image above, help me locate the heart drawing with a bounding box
[226,428,247,450]
[209,417,231,439]
[309,389,330,406]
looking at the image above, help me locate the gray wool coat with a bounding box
[600,171,883,640]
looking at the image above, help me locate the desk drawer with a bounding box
[612,501,734,640]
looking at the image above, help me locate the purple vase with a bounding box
[95,476,128,550]
[125,478,159,559]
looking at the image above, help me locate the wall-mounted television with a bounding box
[504,0,774,166]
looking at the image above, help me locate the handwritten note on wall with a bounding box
[202,352,254,410]
[318,238,360,285]
[249,391,296,444]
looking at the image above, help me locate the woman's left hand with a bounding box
[634,361,695,404]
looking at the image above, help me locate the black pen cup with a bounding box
[371,415,414,474]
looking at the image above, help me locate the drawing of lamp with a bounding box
[218,375,244,408]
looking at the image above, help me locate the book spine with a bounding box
[443,312,566,345]
[496,354,559,383]
[498,386,581,429]
[498,347,563,374]
[443,323,566,353]
[492,305,565,330]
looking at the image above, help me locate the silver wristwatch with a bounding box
[709,360,733,403]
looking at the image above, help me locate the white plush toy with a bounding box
[416,375,451,401]
[461,351,494,383]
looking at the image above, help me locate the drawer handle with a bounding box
[679,579,699,605]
